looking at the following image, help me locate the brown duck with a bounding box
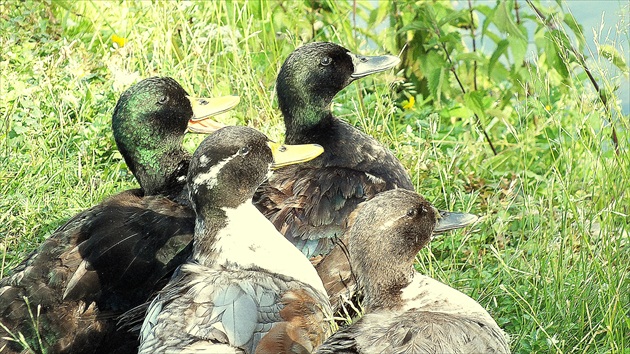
[315,189,510,354]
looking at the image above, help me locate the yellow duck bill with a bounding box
[187,95,240,133]
[268,141,324,169]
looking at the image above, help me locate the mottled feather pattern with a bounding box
[257,166,388,257]
[0,189,195,353]
[256,117,413,257]
[0,200,114,354]
[139,263,333,354]
[314,237,356,311]
[316,310,510,354]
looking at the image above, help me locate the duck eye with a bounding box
[239,146,251,156]
[320,56,332,66]
[406,208,417,218]
[157,96,168,105]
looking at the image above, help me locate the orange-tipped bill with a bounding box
[187,95,240,133]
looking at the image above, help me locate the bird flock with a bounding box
[0,42,510,354]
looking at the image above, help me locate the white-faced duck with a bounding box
[138,126,334,353]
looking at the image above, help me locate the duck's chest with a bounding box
[198,202,325,294]
[400,274,494,319]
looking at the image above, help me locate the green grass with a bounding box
[1,1,628,353]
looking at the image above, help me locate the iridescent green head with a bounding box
[276,42,399,144]
[112,77,239,196]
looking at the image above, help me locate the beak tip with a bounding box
[434,211,478,234]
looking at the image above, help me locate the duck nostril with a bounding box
[360,57,368,63]
[199,99,208,105]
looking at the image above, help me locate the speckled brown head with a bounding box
[346,189,477,310]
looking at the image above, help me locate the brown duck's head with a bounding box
[345,189,477,309]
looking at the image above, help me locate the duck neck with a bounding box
[279,89,334,145]
[123,143,190,197]
[191,208,228,268]
[359,263,414,312]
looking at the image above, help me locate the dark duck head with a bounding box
[276,42,400,145]
[112,76,239,197]
[257,42,411,262]
[0,77,238,354]
[186,126,325,263]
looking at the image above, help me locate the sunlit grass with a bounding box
[1,1,628,353]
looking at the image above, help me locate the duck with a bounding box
[253,41,412,310]
[256,42,412,258]
[314,189,510,354]
[0,77,239,354]
[138,126,334,353]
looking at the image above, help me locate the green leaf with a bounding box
[427,67,445,104]
[489,39,509,76]
[464,91,487,120]
[437,9,468,28]
[509,34,528,66]
[599,44,629,73]
[563,12,585,50]
[494,1,526,41]
[446,105,474,119]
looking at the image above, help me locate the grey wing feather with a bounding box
[139,267,288,353]
[327,311,510,354]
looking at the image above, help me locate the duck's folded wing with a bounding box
[318,311,510,354]
[139,267,332,353]
[0,190,143,353]
[139,269,278,353]
[62,194,194,307]
[255,166,388,258]
[1,190,196,353]
[314,324,359,354]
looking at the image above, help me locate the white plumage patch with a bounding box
[212,201,326,294]
[198,154,210,167]
[400,274,497,322]
[192,153,237,192]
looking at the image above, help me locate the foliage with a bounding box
[1,0,628,352]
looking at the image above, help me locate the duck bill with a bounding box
[186,95,240,134]
[433,211,478,235]
[268,142,324,169]
[348,52,401,79]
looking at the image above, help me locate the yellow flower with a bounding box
[545,104,551,111]
[111,34,128,48]
[403,96,415,110]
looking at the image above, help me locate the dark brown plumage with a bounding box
[0,77,237,354]
[255,42,410,258]
[253,42,410,314]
